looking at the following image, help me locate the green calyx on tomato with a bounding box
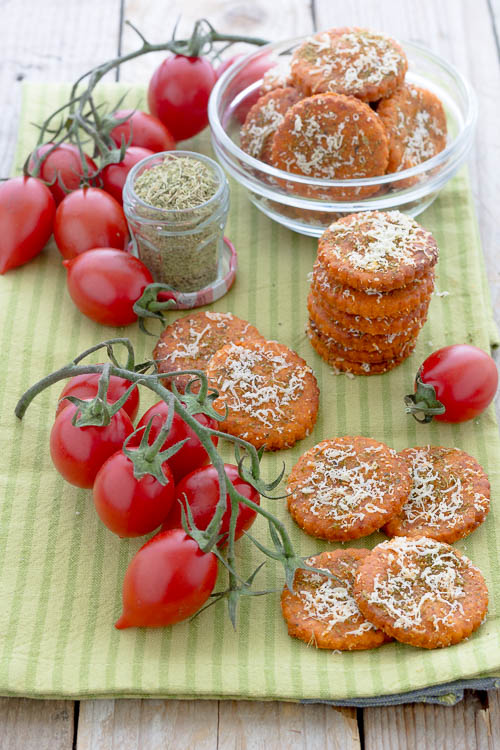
[122,414,189,485]
[62,363,137,428]
[404,373,447,423]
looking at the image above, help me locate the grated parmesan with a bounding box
[323,211,436,273]
[365,537,474,633]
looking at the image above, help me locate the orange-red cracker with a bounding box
[354,536,488,649]
[281,549,391,650]
[286,436,411,541]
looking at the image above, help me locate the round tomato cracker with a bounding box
[270,93,389,200]
[281,549,391,650]
[307,320,416,375]
[240,87,302,163]
[287,436,411,540]
[206,339,319,450]
[153,311,264,393]
[317,211,439,292]
[308,290,430,335]
[307,292,427,352]
[311,262,435,317]
[378,84,447,175]
[353,536,488,649]
[290,27,407,102]
[383,446,490,544]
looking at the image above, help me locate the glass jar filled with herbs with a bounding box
[123,151,230,292]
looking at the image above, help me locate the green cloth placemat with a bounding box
[1,81,499,703]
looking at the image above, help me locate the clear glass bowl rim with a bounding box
[208,36,477,189]
[123,149,229,215]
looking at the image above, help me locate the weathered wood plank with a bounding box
[218,701,361,750]
[363,691,495,750]
[0,0,122,176]
[76,699,219,750]
[0,698,74,750]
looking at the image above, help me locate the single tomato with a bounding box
[406,344,499,423]
[49,401,134,488]
[0,177,55,274]
[109,110,176,152]
[54,187,128,259]
[162,464,259,544]
[147,55,217,140]
[63,248,153,326]
[93,450,175,537]
[115,529,218,628]
[101,146,154,204]
[28,143,97,205]
[56,370,139,420]
[131,401,218,482]
[218,54,275,122]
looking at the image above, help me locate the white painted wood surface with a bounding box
[1,0,499,747]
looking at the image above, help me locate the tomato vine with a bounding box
[25,19,268,183]
[15,338,335,626]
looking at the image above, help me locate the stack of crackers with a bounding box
[307,209,438,374]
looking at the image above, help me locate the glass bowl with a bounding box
[208,36,477,237]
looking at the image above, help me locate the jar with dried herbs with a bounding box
[123,151,230,292]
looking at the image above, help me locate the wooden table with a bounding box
[2,0,500,747]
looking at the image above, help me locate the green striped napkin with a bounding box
[0,82,499,702]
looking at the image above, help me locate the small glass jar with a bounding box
[123,150,230,293]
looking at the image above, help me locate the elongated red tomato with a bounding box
[0,177,55,273]
[131,401,218,482]
[115,529,218,628]
[110,110,176,152]
[408,345,499,423]
[93,450,175,537]
[56,371,139,420]
[101,146,153,204]
[147,55,217,140]
[28,143,98,205]
[49,401,134,488]
[64,249,153,326]
[54,187,128,259]
[162,464,260,545]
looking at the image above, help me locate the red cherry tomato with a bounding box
[162,464,260,545]
[147,55,217,141]
[63,248,153,326]
[101,146,154,204]
[109,110,176,152]
[409,345,499,423]
[28,143,98,205]
[0,177,55,274]
[115,529,218,628]
[93,450,175,537]
[49,401,134,488]
[54,187,128,259]
[218,54,275,122]
[131,401,218,483]
[216,54,246,79]
[56,371,139,421]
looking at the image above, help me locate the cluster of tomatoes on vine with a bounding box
[50,366,260,629]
